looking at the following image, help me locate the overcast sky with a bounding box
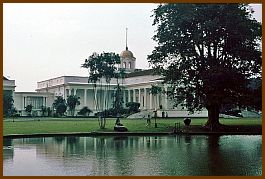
[3,3,262,92]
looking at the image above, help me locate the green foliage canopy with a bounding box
[150,85,162,95]
[81,52,121,84]
[148,4,262,113]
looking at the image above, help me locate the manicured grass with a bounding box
[3,117,262,136]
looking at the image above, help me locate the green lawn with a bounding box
[3,117,262,136]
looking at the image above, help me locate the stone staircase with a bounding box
[241,110,262,118]
[127,109,209,118]
[127,110,153,119]
[127,109,261,119]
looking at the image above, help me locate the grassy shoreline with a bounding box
[3,117,262,136]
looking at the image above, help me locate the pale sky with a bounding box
[3,3,262,92]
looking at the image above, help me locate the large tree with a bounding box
[148,4,262,130]
[150,85,162,128]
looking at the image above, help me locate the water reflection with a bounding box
[3,138,14,161]
[54,136,64,144]
[3,135,262,176]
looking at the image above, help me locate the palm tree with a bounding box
[101,52,120,127]
[82,52,120,129]
[66,95,81,116]
[150,85,162,128]
[119,68,126,85]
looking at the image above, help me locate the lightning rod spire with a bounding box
[126,28,128,50]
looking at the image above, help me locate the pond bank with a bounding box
[4,130,261,139]
[3,118,261,138]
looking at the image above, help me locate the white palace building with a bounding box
[4,47,208,118]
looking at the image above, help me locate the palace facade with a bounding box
[4,47,208,117]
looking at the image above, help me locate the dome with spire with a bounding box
[120,47,134,59]
[119,28,136,71]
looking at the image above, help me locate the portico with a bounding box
[33,45,176,116]
[40,79,169,113]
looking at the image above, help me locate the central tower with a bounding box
[119,28,136,71]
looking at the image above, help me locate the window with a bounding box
[123,62,126,68]
[26,97,43,109]
[128,62,132,69]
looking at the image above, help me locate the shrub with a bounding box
[223,109,243,117]
[25,104,33,117]
[47,107,52,117]
[56,103,67,116]
[78,107,92,117]
[126,102,140,114]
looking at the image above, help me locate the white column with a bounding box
[103,89,107,109]
[84,89,87,106]
[94,88,98,111]
[164,86,168,110]
[128,90,131,102]
[123,90,126,107]
[43,96,47,107]
[144,88,147,109]
[133,89,136,102]
[64,88,67,98]
[149,89,152,110]
[156,95,159,110]
[66,88,70,96]
[74,88,77,96]
[42,97,45,106]
[138,89,141,107]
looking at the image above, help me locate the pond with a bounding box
[3,135,262,176]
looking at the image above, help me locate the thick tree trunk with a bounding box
[204,104,223,131]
